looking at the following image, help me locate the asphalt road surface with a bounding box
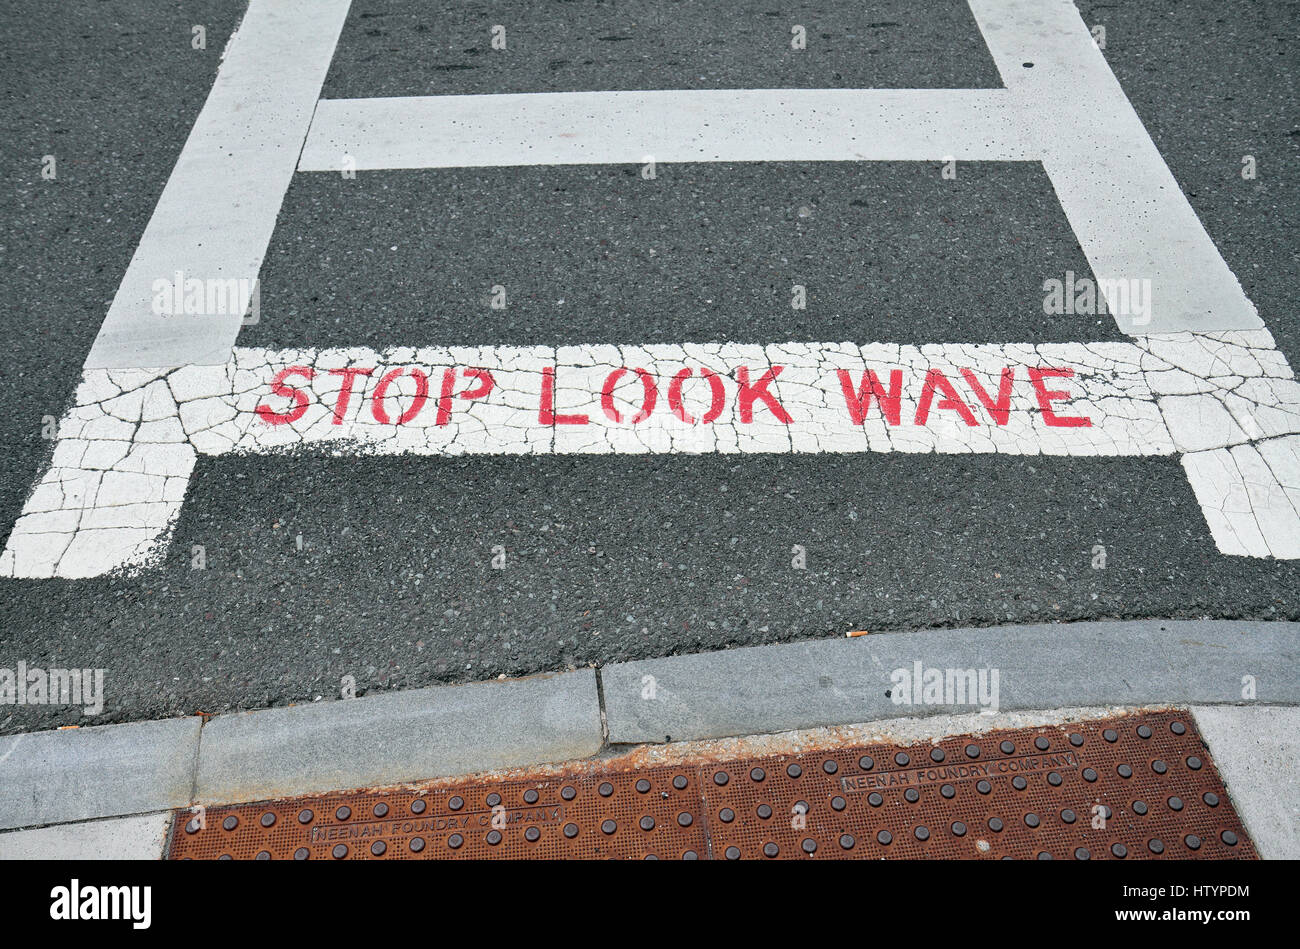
[1,0,1297,732]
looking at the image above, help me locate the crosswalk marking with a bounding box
[5,0,1299,577]
[5,331,1299,577]
[83,0,351,370]
[298,89,1034,169]
[967,0,1261,337]
[300,0,1261,337]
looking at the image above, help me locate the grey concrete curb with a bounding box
[0,669,602,829]
[0,718,200,831]
[601,620,1299,744]
[0,620,1293,831]
[193,669,603,804]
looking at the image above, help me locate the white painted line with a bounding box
[967,0,1261,335]
[298,0,1261,337]
[83,0,352,370]
[4,331,1299,578]
[298,89,1033,169]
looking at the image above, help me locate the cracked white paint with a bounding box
[4,331,1299,578]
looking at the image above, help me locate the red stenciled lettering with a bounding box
[435,368,497,425]
[436,368,457,425]
[328,367,374,425]
[959,368,1015,426]
[256,366,314,426]
[668,368,725,424]
[460,368,494,402]
[601,367,658,424]
[736,366,793,424]
[915,369,978,426]
[1028,368,1092,427]
[539,366,589,425]
[371,367,430,425]
[837,369,903,426]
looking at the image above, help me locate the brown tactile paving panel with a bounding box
[168,710,1256,860]
[172,767,710,860]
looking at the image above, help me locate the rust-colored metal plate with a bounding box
[169,710,1256,859]
[170,767,709,860]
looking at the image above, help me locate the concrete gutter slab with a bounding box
[0,717,201,830]
[0,812,172,859]
[1192,705,1300,860]
[603,620,1299,744]
[1162,623,1297,702]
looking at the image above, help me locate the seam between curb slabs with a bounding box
[594,667,610,746]
[187,716,206,806]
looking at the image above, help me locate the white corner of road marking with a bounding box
[3,367,198,579]
[1182,435,1300,560]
